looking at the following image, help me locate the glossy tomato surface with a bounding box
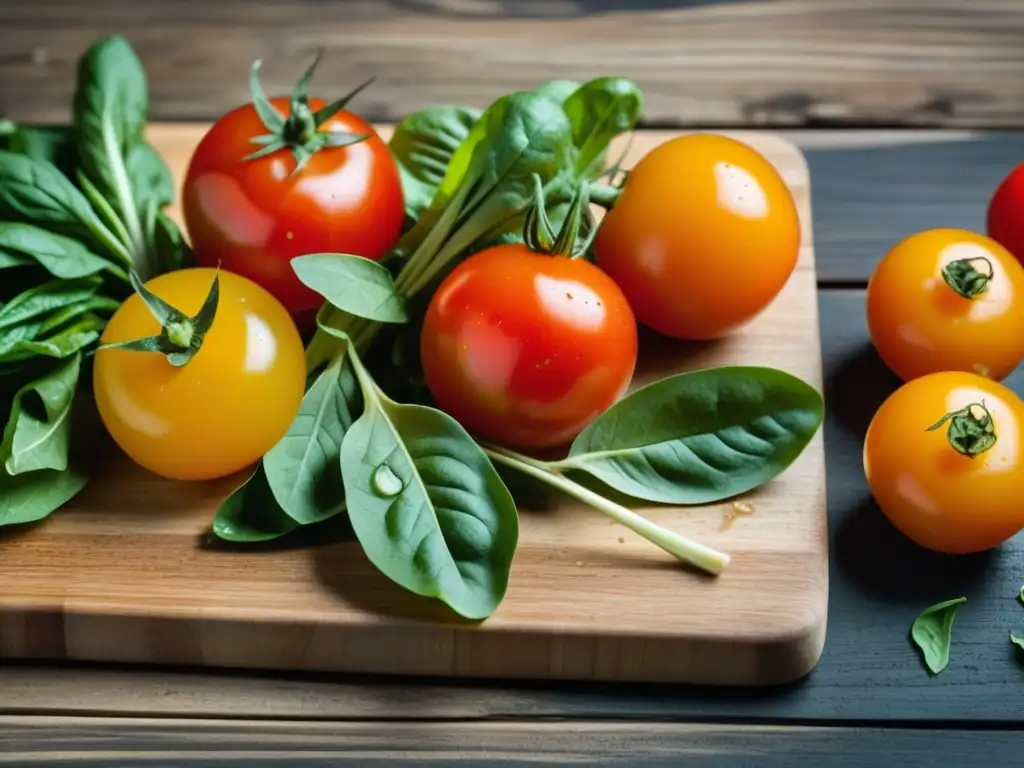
[182,97,405,330]
[988,162,1024,263]
[94,268,307,480]
[594,132,801,340]
[864,371,1024,554]
[420,243,638,450]
[866,228,1024,382]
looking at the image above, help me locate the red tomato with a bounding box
[182,96,404,332]
[594,133,801,340]
[420,243,638,450]
[988,162,1024,264]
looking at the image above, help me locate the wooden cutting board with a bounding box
[0,126,828,687]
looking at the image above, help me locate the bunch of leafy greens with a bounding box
[0,35,191,528]
[212,77,824,621]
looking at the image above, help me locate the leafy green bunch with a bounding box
[213,76,825,620]
[0,35,191,527]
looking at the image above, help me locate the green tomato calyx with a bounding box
[941,256,994,300]
[523,174,597,260]
[926,400,996,458]
[97,268,220,368]
[244,49,374,175]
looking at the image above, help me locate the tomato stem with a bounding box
[926,400,996,458]
[243,51,373,174]
[96,267,220,368]
[482,443,730,575]
[941,256,994,300]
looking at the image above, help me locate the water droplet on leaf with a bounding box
[372,463,403,497]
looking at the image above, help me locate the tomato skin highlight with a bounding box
[182,96,405,331]
[594,132,801,340]
[866,228,1024,383]
[863,371,1024,554]
[93,268,307,481]
[420,243,638,450]
[987,162,1024,264]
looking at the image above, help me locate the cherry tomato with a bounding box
[182,96,404,332]
[866,228,1024,382]
[988,162,1024,263]
[94,268,307,481]
[420,243,638,450]
[594,132,801,340]
[864,371,1024,554]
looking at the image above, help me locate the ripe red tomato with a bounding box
[182,86,404,332]
[594,132,801,340]
[420,243,638,450]
[988,162,1024,264]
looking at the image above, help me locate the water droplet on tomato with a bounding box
[372,463,403,497]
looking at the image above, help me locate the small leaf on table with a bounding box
[0,466,88,527]
[910,597,966,675]
[1010,630,1024,654]
[211,463,301,544]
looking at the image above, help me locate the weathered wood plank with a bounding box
[1,717,1023,766]
[4,290,1023,723]
[1,0,1023,127]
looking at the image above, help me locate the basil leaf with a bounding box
[7,125,77,179]
[0,466,88,527]
[911,597,966,675]
[72,34,147,255]
[1011,630,1024,653]
[0,277,102,332]
[0,150,119,260]
[563,366,824,505]
[0,314,104,363]
[264,355,363,525]
[341,352,519,620]
[0,352,81,474]
[292,253,408,323]
[562,77,643,178]
[389,106,481,221]
[0,222,120,280]
[212,463,302,543]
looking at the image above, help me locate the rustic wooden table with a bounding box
[1,1,1024,764]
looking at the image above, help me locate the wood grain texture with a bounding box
[2,0,1024,127]
[6,290,1024,724]
[0,127,828,687]
[2,717,1024,766]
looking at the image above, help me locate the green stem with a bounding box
[483,445,730,575]
[588,182,622,209]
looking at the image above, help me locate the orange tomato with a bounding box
[94,268,307,481]
[594,132,801,340]
[864,371,1024,554]
[866,228,1024,382]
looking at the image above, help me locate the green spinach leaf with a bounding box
[0,150,127,264]
[562,77,643,177]
[127,140,175,210]
[1011,630,1024,653]
[7,125,78,179]
[152,211,195,272]
[264,355,364,525]
[0,249,33,270]
[0,313,104,363]
[72,34,148,258]
[389,105,481,221]
[911,597,966,675]
[0,277,102,332]
[340,349,519,620]
[0,466,88,527]
[561,366,824,504]
[292,253,408,323]
[0,352,81,474]
[0,222,121,280]
[212,463,302,543]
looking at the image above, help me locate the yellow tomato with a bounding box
[864,371,1024,554]
[594,132,801,340]
[94,267,306,481]
[866,228,1024,382]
